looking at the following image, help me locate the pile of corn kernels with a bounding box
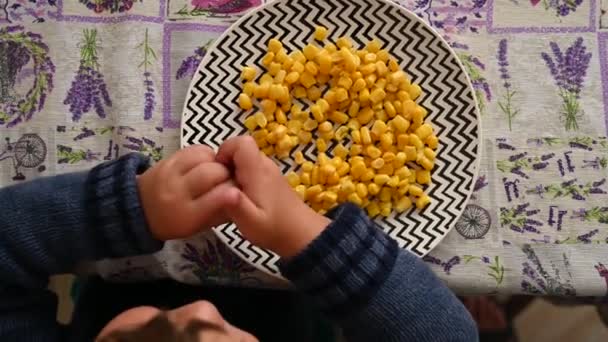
[238,26,438,217]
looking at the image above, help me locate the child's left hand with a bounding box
[137,145,239,241]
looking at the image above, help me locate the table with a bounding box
[1,0,608,297]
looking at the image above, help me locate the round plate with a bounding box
[181,0,480,278]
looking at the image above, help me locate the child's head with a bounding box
[97,301,258,341]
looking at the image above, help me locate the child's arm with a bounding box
[218,136,478,342]
[0,146,235,340]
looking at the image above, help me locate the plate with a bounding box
[181,0,480,278]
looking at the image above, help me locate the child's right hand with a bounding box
[216,136,331,258]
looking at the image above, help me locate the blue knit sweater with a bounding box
[0,153,477,341]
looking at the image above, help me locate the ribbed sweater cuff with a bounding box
[279,203,399,318]
[85,153,163,258]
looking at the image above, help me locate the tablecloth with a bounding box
[1,0,608,296]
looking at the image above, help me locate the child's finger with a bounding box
[172,145,216,174]
[191,182,240,229]
[216,136,259,169]
[184,162,231,198]
[223,190,265,235]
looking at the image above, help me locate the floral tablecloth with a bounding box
[2,0,608,297]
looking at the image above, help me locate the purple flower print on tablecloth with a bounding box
[64,29,112,122]
[408,0,487,37]
[457,51,490,115]
[0,26,54,127]
[180,240,259,286]
[463,255,505,286]
[496,152,554,179]
[0,0,56,24]
[497,39,519,131]
[500,202,543,234]
[79,0,142,14]
[520,244,576,296]
[137,29,157,120]
[528,0,583,17]
[176,41,213,80]
[526,178,607,201]
[176,0,261,17]
[572,206,608,224]
[122,135,163,161]
[423,255,461,275]
[541,38,592,131]
[57,144,100,164]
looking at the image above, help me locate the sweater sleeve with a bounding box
[0,153,164,340]
[279,203,478,342]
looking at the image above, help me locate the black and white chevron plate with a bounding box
[181,0,480,278]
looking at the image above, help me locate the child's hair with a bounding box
[98,312,221,342]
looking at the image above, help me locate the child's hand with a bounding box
[216,136,330,258]
[138,145,239,241]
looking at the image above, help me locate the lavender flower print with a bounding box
[529,0,583,17]
[520,244,576,296]
[541,38,592,131]
[79,0,142,14]
[463,255,505,286]
[458,52,490,115]
[496,39,519,131]
[180,240,259,286]
[526,178,607,200]
[137,28,157,120]
[422,255,461,275]
[0,26,54,127]
[0,0,55,23]
[499,202,543,234]
[176,40,213,80]
[57,145,100,164]
[122,135,163,162]
[64,29,112,121]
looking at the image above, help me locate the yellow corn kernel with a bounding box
[355,108,373,126]
[358,129,371,146]
[340,179,356,193]
[403,146,417,161]
[317,53,332,75]
[330,143,346,158]
[293,86,307,98]
[304,61,319,76]
[410,134,423,150]
[379,187,392,202]
[409,83,422,100]
[347,193,363,206]
[291,60,305,74]
[273,108,286,124]
[415,123,433,141]
[254,112,267,128]
[322,191,338,204]
[273,69,286,84]
[291,50,306,63]
[239,93,253,110]
[425,135,439,150]
[259,99,276,115]
[310,105,324,122]
[335,126,349,140]
[337,76,353,90]
[267,62,281,77]
[360,169,374,182]
[423,147,436,160]
[351,162,367,180]
[382,151,396,163]
[299,71,316,88]
[394,197,412,213]
[386,175,399,188]
[350,144,363,156]
[409,185,423,197]
[285,71,300,84]
[395,166,411,180]
[267,38,282,53]
[241,66,257,81]
[266,83,281,101]
[300,172,312,186]
[371,120,388,137]
[304,86,320,101]
[371,158,385,169]
[302,43,319,60]
[346,101,360,118]
[417,169,431,185]
[314,25,328,41]
[374,174,390,186]
[419,157,434,171]
[416,194,431,210]
[356,183,368,198]
[311,165,320,185]
[393,152,406,168]
[335,162,349,176]
[243,82,256,97]
[306,184,323,200]
[360,63,376,76]
[244,116,258,131]
[318,121,333,133]
[375,48,388,62]
[377,163,394,176]
[380,133,393,150]
[292,150,304,164]
[320,164,336,177]
[261,145,274,156]
[392,115,409,133]
[366,146,381,160]
[272,124,287,139]
[366,183,379,196]
[286,119,302,133]
[329,111,349,125]
[379,202,392,217]
[367,201,380,217]
[262,52,275,66]
[293,185,306,200]
[282,56,294,70]
[286,171,300,187]
[316,138,328,153]
[370,88,386,104]
[366,39,382,53]
[358,88,371,105]
[336,36,352,49]
[396,134,409,149]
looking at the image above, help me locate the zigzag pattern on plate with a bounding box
[181,0,479,277]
